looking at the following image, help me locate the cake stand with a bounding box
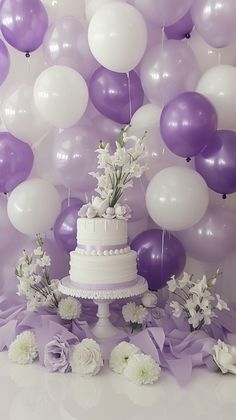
[59,276,148,339]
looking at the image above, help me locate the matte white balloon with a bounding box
[1,83,51,145]
[88,2,147,72]
[86,0,123,21]
[131,104,161,132]
[196,65,236,129]
[33,65,88,128]
[7,178,61,235]
[146,166,209,231]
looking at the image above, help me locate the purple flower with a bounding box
[44,334,71,373]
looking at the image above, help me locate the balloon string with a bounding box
[161,26,165,51]
[126,71,132,123]
[161,229,165,289]
[67,187,71,207]
[217,51,221,66]
[27,56,31,74]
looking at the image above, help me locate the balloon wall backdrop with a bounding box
[0,0,236,298]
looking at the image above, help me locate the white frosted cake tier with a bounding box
[77,218,127,247]
[70,250,137,289]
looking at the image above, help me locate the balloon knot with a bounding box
[186,157,191,162]
[222,194,227,199]
[185,33,191,39]
[25,52,30,58]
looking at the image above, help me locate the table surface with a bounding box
[0,352,235,420]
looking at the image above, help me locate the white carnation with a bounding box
[58,297,82,320]
[124,353,161,385]
[141,292,158,308]
[109,341,141,374]
[71,339,103,376]
[8,331,38,364]
[122,302,148,324]
[213,340,236,374]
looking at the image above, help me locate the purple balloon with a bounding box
[43,16,97,80]
[160,92,218,158]
[165,10,193,40]
[0,132,34,193]
[89,67,144,124]
[176,206,236,262]
[0,0,48,53]
[0,39,10,85]
[54,203,83,254]
[131,229,186,290]
[195,130,236,195]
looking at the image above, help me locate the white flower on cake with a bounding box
[213,340,236,374]
[109,341,141,374]
[71,339,103,376]
[58,297,82,320]
[123,353,161,385]
[141,291,158,308]
[8,331,38,364]
[168,271,229,331]
[122,302,148,325]
[78,125,146,220]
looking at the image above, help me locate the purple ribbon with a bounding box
[70,278,138,290]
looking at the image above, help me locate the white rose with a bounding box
[92,196,109,217]
[141,292,158,308]
[86,205,97,218]
[71,339,103,376]
[213,340,236,374]
[115,205,127,219]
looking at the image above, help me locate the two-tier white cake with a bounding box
[69,217,138,290]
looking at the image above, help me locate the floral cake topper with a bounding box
[78,125,146,220]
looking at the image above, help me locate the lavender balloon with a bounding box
[52,125,102,193]
[89,67,144,124]
[131,229,186,290]
[0,39,10,85]
[176,206,236,262]
[140,40,199,107]
[164,10,193,40]
[54,202,83,254]
[160,92,218,158]
[43,16,97,80]
[0,0,48,53]
[132,0,193,26]
[0,132,34,193]
[191,0,236,48]
[195,130,236,195]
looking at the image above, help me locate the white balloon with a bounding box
[131,104,161,132]
[146,166,209,231]
[88,2,147,72]
[196,65,236,130]
[1,83,51,145]
[33,132,62,185]
[188,31,236,74]
[41,0,85,23]
[7,178,61,235]
[33,65,88,128]
[86,0,123,21]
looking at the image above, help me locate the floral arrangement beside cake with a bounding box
[69,125,147,292]
[0,126,236,386]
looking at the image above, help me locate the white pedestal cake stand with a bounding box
[59,276,148,339]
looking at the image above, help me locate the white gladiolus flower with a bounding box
[178,272,191,289]
[167,276,179,293]
[8,331,38,364]
[37,254,51,267]
[141,291,158,308]
[58,297,82,320]
[215,294,229,311]
[71,339,103,376]
[122,302,148,324]
[109,342,141,374]
[213,340,236,374]
[34,247,43,256]
[124,353,161,385]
